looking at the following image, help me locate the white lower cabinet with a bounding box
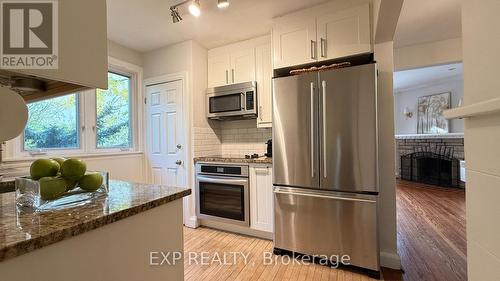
[250,165,274,233]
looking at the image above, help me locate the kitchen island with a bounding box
[0,180,191,281]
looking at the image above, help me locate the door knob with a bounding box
[176,144,182,149]
[175,160,182,165]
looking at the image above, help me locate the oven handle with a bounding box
[197,175,248,185]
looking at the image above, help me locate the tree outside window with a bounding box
[24,94,79,150]
[96,72,132,149]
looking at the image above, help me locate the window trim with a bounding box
[4,57,144,160]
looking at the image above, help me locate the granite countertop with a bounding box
[0,179,15,193]
[0,180,191,262]
[194,155,272,164]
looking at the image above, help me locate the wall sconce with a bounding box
[404,107,413,119]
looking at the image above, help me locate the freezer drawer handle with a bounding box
[274,190,376,203]
[310,82,315,178]
[322,80,327,178]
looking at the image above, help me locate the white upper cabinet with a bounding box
[272,18,317,69]
[250,165,273,233]
[255,44,273,128]
[207,48,256,88]
[272,2,372,69]
[230,49,256,84]
[207,36,273,127]
[316,4,371,61]
[208,54,231,87]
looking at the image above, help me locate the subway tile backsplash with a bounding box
[220,120,271,156]
[193,120,272,158]
[193,127,222,158]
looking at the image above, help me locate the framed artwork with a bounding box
[417,92,451,134]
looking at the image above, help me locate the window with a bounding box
[96,72,132,149]
[8,58,142,159]
[24,94,80,150]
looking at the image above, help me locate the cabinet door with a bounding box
[255,44,273,128]
[316,4,372,61]
[272,17,317,69]
[230,49,255,84]
[250,166,274,233]
[208,54,231,87]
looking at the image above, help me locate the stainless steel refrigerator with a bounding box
[272,63,379,272]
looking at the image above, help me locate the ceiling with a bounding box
[107,0,330,52]
[394,0,461,48]
[394,62,463,91]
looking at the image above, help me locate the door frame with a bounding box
[144,71,194,227]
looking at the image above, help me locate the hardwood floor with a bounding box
[396,180,466,281]
[183,180,466,281]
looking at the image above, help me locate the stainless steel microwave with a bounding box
[206,81,257,120]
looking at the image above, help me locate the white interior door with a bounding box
[146,80,186,187]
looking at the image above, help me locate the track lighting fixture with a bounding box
[170,0,229,23]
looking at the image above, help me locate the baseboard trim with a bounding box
[184,215,199,229]
[380,251,401,269]
[200,219,273,240]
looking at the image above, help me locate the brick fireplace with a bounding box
[395,134,465,187]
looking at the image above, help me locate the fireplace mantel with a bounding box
[395,134,465,180]
[395,133,464,140]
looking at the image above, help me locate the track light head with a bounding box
[170,7,182,23]
[217,0,229,9]
[188,0,201,17]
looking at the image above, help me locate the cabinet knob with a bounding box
[175,160,182,165]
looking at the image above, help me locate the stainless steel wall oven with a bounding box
[196,163,249,226]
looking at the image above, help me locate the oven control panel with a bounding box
[197,164,249,177]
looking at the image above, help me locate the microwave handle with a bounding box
[241,93,245,110]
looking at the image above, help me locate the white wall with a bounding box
[108,40,144,66]
[3,154,145,183]
[143,41,192,79]
[395,77,464,134]
[374,41,400,269]
[460,0,500,280]
[394,37,462,71]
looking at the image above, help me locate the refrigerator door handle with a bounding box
[321,80,327,178]
[274,189,376,203]
[310,82,315,178]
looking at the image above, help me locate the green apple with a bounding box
[78,173,103,192]
[39,177,67,200]
[60,159,87,181]
[51,157,66,167]
[30,159,60,180]
[64,178,78,191]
